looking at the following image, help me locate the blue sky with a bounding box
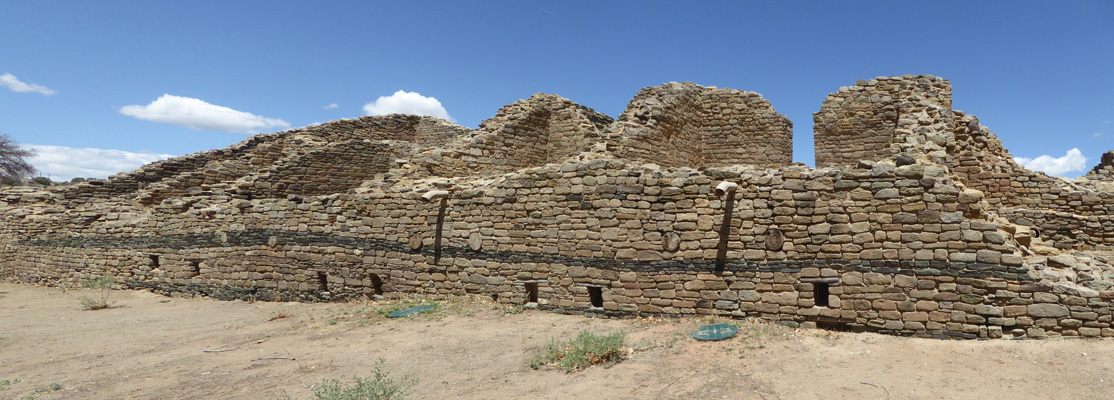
[2,1,1112,181]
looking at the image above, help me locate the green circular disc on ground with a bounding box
[691,324,739,341]
[386,304,436,318]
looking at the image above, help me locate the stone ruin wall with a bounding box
[816,76,1114,250]
[612,83,793,169]
[4,76,1114,340]
[814,75,952,168]
[421,94,614,178]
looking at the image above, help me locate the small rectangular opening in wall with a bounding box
[814,282,830,307]
[188,260,200,277]
[369,273,383,295]
[588,286,603,308]
[317,271,328,291]
[524,282,539,304]
[149,255,160,268]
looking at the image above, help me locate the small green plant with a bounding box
[305,359,416,400]
[0,378,21,390]
[78,276,115,310]
[31,176,52,186]
[33,382,62,393]
[529,331,628,372]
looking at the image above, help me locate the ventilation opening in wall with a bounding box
[588,286,603,308]
[317,271,328,291]
[814,282,830,307]
[189,260,200,277]
[149,254,160,268]
[369,273,383,295]
[524,282,539,304]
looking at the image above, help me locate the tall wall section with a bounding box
[814,75,951,168]
[420,94,613,177]
[815,75,1114,250]
[611,83,793,169]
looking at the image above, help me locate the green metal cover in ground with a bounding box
[691,324,739,341]
[386,304,436,318]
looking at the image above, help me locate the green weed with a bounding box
[79,276,115,310]
[301,359,416,400]
[529,331,628,372]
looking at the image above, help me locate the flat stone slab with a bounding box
[386,305,436,318]
[691,324,739,341]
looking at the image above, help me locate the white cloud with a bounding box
[27,144,173,182]
[324,103,339,109]
[1094,132,1103,138]
[119,94,289,134]
[1013,148,1088,176]
[363,90,453,121]
[0,73,56,95]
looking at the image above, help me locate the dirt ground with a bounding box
[1,282,1113,400]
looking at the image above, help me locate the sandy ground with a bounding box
[1,282,1113,400]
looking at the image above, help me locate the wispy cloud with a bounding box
[120,94,289,134]
[1013,148,1088,176]
[363,90,453,122]
[1094,132,1103,138]
[324,103,339,109]
[0,73,56,95]
[27,144,173,182]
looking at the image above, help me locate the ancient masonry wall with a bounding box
[422,94,614,178]
[814,75,951,168]
[1086,151,1114,180]
[821,76,1114,250]
[5,159,1113,339]
[4,76,1114,341]
[612,83,793,169]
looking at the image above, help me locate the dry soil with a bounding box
[1,282,1112,399]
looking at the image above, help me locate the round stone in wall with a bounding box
[268,236,278,247]
[662,232,681,252]
[220,232,228,244]
[469,232,482,251]
[408,234,424,250]
[765,227,784,251]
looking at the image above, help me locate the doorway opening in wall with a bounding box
[524,282,539,304]
[317,272,328,291]
[149,255,160,268]
[369,273,383,295]
[814,282,830,307]
[188,260,200,277]
[588,286,603,308]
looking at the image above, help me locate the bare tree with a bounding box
[0,133,36,181]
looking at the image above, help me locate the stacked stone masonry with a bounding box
[612,82,793,169]
[4,75,1114,340]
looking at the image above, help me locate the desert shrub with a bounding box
[31,176,51,186]
[70,177,86,183]
[529,331,628,372]
[306,359,417,400]
[79,276,115,310]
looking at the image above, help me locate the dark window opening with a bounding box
[369,273,383,295]
[189,260,200,277]
[525,282,539,304]
[317,271,328,291]
[149,255,160,267]
[588,286,603,308]
[814,282,830,307]
[491,293,500,302]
